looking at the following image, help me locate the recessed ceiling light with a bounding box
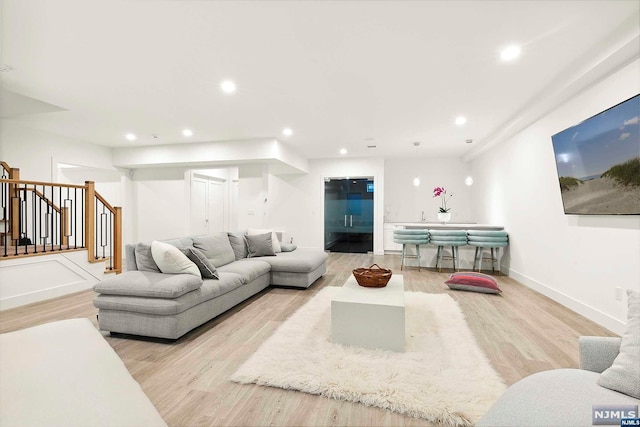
[182,129,193,137]
[339,148,348,155]
[455,116,467,126]
[220,80,236,94]
[125,133,136,141]
[465,176,474,186]
[282,128,293,136]
[413,176,421,187]
[500,44,521,62]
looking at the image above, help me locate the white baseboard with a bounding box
[508,268,626,335]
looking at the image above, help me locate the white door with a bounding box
[208,180,225,232]
[230,180,239,230]
[190,177,208,235]
[191,175,227,235]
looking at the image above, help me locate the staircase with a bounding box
[0,161,122,274]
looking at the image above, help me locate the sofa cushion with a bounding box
[192,232,236,267]
[248,228,281,253]
[258,248,328,273]
[245,233,276,257]
[93,272,245,316]
[228,231,248,260]
[217,259,271,283]
[162,236,195,248]
[183,247,219,279]
[598,289,640,399]
[134,243,161,272]
[151,241,200,277]
[445,272,502,294]
[94,271,203,299]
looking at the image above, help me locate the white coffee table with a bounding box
[331,274,405,352]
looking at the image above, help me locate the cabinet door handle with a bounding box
[344,215,347,227]
[350,215,353,227]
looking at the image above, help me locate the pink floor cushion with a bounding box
[445,272,502,294]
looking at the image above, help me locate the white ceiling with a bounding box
[1,0,639,160]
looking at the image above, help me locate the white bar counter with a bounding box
[383,223,508,274]
[389,222,504,230]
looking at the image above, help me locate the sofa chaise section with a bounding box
[93,269,265,339]
[94,274,269,340]
[235,248,328,288]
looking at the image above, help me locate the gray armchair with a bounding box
[579,336,622,373]
[477,336,639,427]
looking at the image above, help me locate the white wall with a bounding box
[264,170,313,245]
[0,120,116,181]
[266,157,385,253]
[130,166,240,243]
[0,251,106,310]
[470,59,640,334]
[0,122,126,309]
[384,157,474,223]
[58,167,123,208]
[130,167,191,243]
[236,165,269,231]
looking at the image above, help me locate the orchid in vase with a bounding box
[433,186,453,213]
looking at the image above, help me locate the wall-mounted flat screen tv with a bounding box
[551,94,639,215]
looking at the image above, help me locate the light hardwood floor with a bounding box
[0,253,617,427]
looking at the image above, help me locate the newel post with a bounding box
[85,181,96,262]
[113,206,122,273]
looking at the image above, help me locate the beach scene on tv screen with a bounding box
[552,95,640,215]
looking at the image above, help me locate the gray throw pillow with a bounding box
[192,232,236,267]
[181,247,219,280]
[245,233,276,258]
[597,290,640,399]
[134,242,161,272]
[228,231,248,260]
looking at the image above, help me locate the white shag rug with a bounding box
[231,287,506,426]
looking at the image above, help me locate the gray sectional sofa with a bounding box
[93,232,328,339]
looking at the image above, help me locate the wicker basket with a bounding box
[352,264,392,288]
